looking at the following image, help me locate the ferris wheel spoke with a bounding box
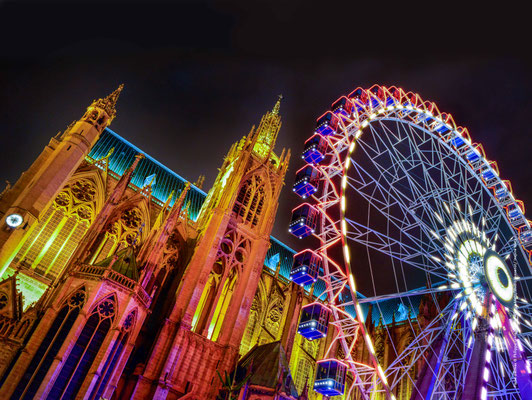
[365,120,502,238]
[385,296,460,391]
[345,160,454,265]
[487,347,521,399]
[368,120,464,213]
[429,312,474,399]
[344,218,448,280]
[356,285,457,305]
[352,133,465,254]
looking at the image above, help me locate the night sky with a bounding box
[1,1,531,254]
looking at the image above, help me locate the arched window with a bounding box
[232,176,266,227]
[88,310,136,400]
[208,268,238,341]
[192,271,219,333]
[47,296,116,400]
[294,356,314,394]
[12,179,98,280]
[239,296,261,356]
[264,298,283,340]
[10,288,86,400]
[90,206,144,264]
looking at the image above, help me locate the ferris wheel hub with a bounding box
[484,250,514,306]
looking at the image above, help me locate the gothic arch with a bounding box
[161,228,186,270]
[254,277,268,315]
[46,293,117,399]
[218,228,251,271]
[68,168,106,214]
[55,283,87,312]
[91,198,150,264]
[232,173,271,227]
[208,266,238,341]
[9,287,87,400]
[88,308,137,400]
[264,290,284,340]
[239,278,268,355]
[12,172,106,280]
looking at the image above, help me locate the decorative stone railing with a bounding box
[76,264,152,308]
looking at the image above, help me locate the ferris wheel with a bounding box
[288,85,532,399]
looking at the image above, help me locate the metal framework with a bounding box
[292,86,532,399]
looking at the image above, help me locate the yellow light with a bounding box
[366,334,375,354]
[349,274,357,291]
[344,245,350,263]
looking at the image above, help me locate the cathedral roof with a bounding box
[237,340,299,397]
[88,128,207,221]
[95,245,139,281]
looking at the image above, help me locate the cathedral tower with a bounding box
[129,97,291,399]
[0,86,123,293]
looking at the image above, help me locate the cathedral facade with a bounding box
[0,87,433,400]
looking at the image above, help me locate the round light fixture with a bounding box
[5,213,23,228]
[484,250,514,306]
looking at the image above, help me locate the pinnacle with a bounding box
[105,84,124,108]
[91,84,125,122]
[272,94,283,115]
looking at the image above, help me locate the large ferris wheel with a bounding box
[288,85,532,399]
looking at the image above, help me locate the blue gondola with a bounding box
[520,228,532,248]
[293,165,321,199]
[302,134,328,164]
[450,133,466,148]
[314,359,347,396]
[481,166,498,187]
[331,96,354,119]
[348,87,367,112]
[368,85,384,108]
[466,148,481,166]
[290,250,322,286]
[316,112,340,136]
[416,102,437,124]
[494,182,508,200]
[493,181,513,206]
[298,302,329,340]
[288,204,319,239]
[507,203,526,227]
[433,113,452,134]
[400,92,418,115]
[386,86,401,107]
[508,204,521,219]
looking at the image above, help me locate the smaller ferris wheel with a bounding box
[288,85,532,399]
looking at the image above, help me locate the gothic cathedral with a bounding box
[0,86,323,399]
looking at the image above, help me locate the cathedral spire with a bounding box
[108,153,144,205]
[91,84,124,123]
[272,94,282,115]
[250,96,283,158]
